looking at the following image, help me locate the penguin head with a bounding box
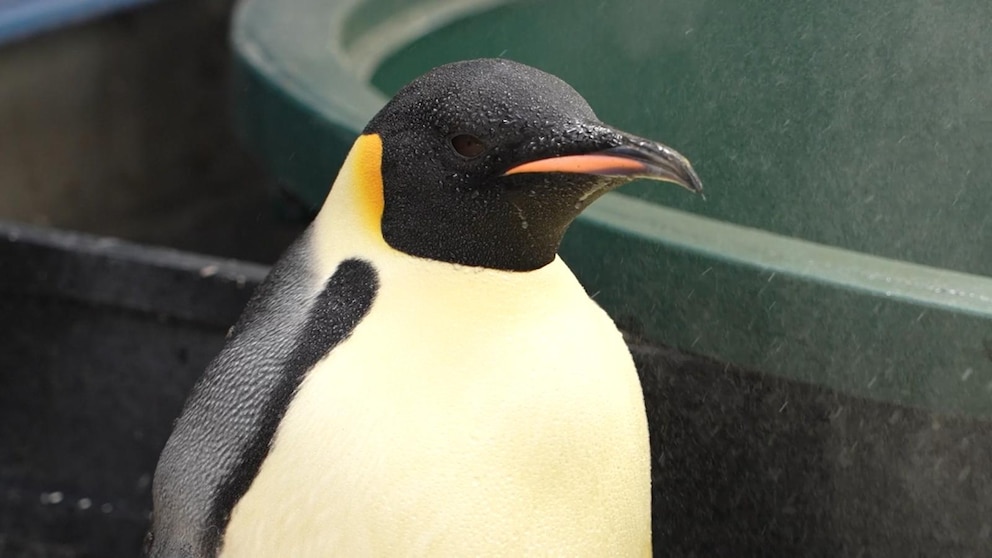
[361,58,702,272]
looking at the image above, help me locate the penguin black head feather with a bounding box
[362,58,702,271]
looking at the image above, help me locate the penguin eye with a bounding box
[450,134,486,158]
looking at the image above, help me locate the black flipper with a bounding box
[147,229,378,557]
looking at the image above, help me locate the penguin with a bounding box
[148,58,702,558]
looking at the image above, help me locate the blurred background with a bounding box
[1,0,991,556]
[0,0,304,263]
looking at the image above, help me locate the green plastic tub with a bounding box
[231,0,992,415]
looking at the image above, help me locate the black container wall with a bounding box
[3,221,990,557]
[636,344,992,557]
[0,222,266,557]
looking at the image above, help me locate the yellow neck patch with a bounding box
[348,133,385,240]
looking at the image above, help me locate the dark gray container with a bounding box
[0,221,265,557]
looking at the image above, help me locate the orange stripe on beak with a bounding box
[503,154,649,176]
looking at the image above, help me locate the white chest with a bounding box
[221,258,651,557]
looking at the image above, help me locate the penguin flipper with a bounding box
[148,230,378,557]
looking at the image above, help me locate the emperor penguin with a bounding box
[148,58,702,558]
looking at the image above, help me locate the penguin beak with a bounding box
[503,129,703,194]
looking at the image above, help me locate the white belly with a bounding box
[221,256,651,557]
